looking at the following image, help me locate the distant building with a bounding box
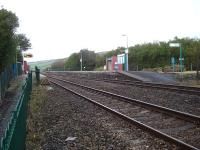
[106,54,126,71]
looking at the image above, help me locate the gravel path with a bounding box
[39,84,178,149]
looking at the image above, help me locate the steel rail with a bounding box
[66,76,200,96]
[46,73,200,95]
[49,79,199,150]
[109,79,200,95]
[47,75,200,124]
[80,77,200,95]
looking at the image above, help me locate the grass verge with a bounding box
[26,84,48,150]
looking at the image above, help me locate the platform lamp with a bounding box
[122,34,129,71]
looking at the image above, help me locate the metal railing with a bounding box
[0,63,22,101]
[0,72,32,150]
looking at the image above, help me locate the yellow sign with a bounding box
[24,53,33,58]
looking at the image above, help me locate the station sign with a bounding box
[117,54,125,64]
[169,43,180,47]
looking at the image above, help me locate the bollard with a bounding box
[35,66,40,85]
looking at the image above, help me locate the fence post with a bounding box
[35,66,40,85]
[0,75,1,102]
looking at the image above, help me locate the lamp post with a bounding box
[122,34,129,71]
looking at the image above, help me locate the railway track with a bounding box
[99,78,200,96]
[45,72,200,96]
[78,78,200,96]
[47,75,200,150]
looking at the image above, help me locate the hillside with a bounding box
[28,58,66,71]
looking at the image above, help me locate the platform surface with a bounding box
[119,71,177,84]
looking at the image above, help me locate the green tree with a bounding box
[51,59,65,71]
[16,34,31,51]
[0,8,19,71]
[105,47,125,58]
[65,49,96,71]
[0,9,31,72]
[65,53,80,71]
[81,49,96,71]
[16,49,23,62]
[16,34,31,63]
[191,40,200,78]
[95,53,105,68]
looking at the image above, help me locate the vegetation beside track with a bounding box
[26,84,48,149]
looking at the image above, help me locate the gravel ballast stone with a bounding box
[46,72,200,116]
[37,84,177,149]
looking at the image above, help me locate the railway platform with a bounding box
[119,71,177,84]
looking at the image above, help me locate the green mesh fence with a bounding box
[0,72,32,150]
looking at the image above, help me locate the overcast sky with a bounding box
[1,0,200,62]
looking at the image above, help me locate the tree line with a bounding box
[129,37,200,71]
[62,37,200,72]
[0,8,31,72]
